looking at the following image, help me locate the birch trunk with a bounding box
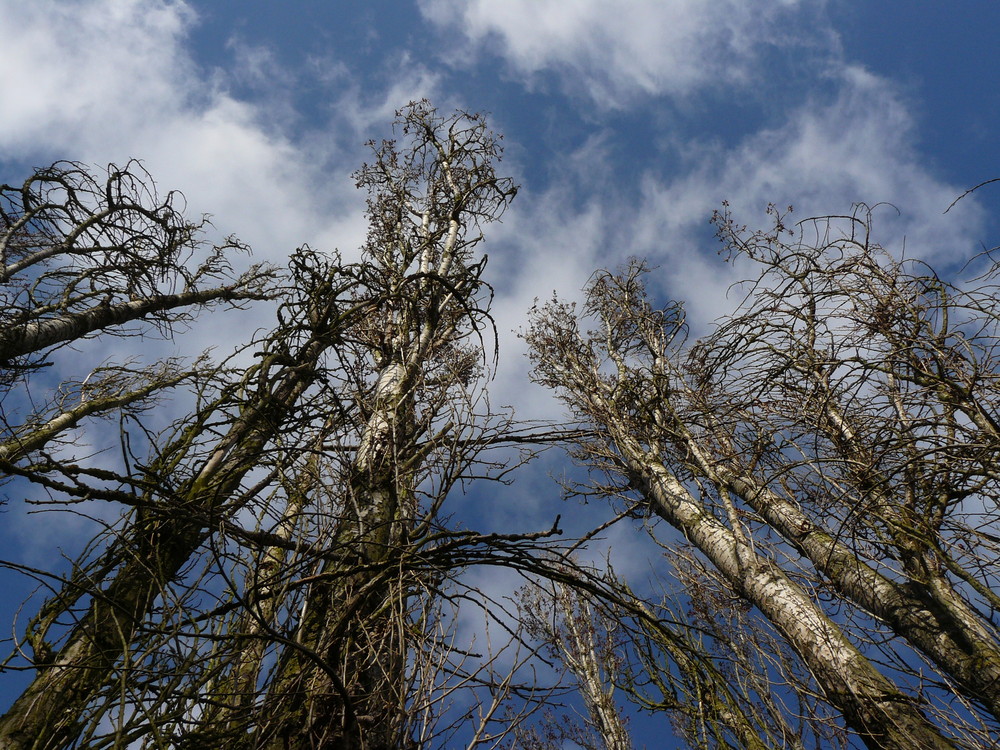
[0,285,264,362]
[609,418,955,750]
[525,260,967,749]
[254,102,517,749]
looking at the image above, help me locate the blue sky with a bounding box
[2,1,999,746]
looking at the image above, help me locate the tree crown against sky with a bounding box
[526,203,1000,748]
[0,102,574,749]
[4,108,1000,748]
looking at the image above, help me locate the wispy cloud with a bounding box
[478,63,985,364]
[624,66,985,329]
[418,0,823,107]
[0,0,198,155]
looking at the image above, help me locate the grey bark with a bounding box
[0,284,265,362]
[525,258,967,749]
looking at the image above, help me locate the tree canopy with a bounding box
[2,105,1000,750]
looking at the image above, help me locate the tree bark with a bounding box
[619,435,956,750]
[0,284,262,362]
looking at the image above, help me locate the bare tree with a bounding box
[0,104,589,750]
[0,241,339,747]
[525,205,1000,749]
[21,111,993,750]
[515,551,848,750]
[517,575,634,750]
[0,160,272,366]
[245,101,521,749]
[629,552,850,750]
[0,160,274,473]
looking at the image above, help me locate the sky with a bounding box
[2,1,1000,746]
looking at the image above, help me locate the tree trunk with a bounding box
[627,452,955,750]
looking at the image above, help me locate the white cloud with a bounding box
[0,0,323,254]
[314,52,444,141]
[0,0,444,261]
[625,66,985,331]
[0,0,197,155]
[481,63,984,416]
[484,186,613,423]
[418,0,820,106]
